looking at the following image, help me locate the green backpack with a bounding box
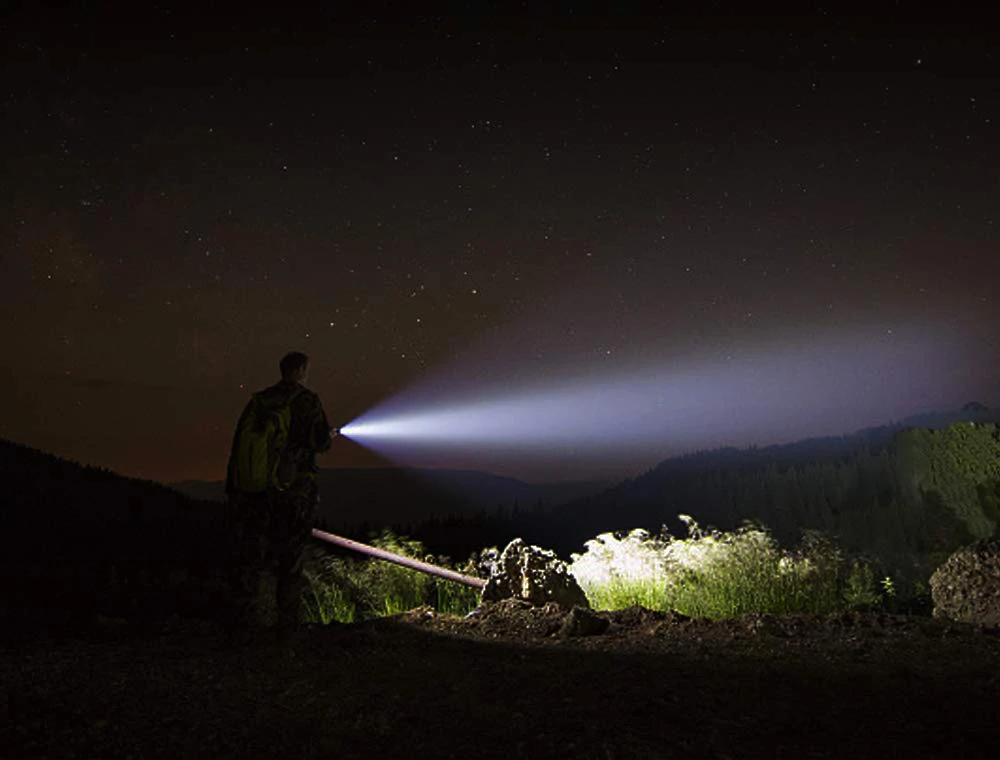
[231,387,305,493]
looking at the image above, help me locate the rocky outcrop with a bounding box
[480,538,590,610]
[930,538,1000,627]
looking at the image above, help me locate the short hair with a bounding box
[280,351,310,379]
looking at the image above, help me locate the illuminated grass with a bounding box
[301,562,356,624]
[571,518,874,619]
[301,531,481,624]
[567,529,671,611]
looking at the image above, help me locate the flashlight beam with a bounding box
[337,324,973,459]
[311,529,486,589]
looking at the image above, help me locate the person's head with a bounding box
[280,351,310,384]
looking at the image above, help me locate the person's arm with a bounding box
[309,395,334,454]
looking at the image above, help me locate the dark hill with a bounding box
[0,438,229,632]
[1,438,208,521]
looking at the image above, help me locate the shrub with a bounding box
[566,528,670,610]
[661,521,843,618]
[570,517,883,619]
[842,560,883,611]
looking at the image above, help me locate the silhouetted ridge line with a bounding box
[0,438,228,635]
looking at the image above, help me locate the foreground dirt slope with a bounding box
[4,605,1000,759]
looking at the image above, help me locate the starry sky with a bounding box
[2,4,998,484]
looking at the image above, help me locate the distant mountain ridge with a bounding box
[521,403,1000,569]
[856,402,1000,441]
[174,467,613,531]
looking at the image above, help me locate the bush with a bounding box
[569,517,895,619]
[842,560,883,611]
[565,528,670,611]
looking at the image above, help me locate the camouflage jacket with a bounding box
[225,380,333,496]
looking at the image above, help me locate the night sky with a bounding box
[2,4,998,484]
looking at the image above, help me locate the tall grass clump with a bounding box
[567,528,671,610]
[570,516,863,619]
[301,544,358,624]
[661,518,843,618]
[301,531,482,624]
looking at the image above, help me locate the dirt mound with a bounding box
[398,602,976,657]
[403,599,569,640]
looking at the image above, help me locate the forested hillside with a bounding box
[396,407,1000,577]
[440,418,1000,578]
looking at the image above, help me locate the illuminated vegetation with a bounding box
[303,522,901,624]
[570,519,896,618]
[301,531,483,624]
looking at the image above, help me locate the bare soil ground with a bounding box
[4,603,1000,759]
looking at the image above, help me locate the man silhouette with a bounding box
[225,351,335,639]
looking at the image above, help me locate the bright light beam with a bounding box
[338,324,978,480]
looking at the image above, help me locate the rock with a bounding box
[930,538,1000,627]
[560,606,609,637]
[480,538,590,610]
